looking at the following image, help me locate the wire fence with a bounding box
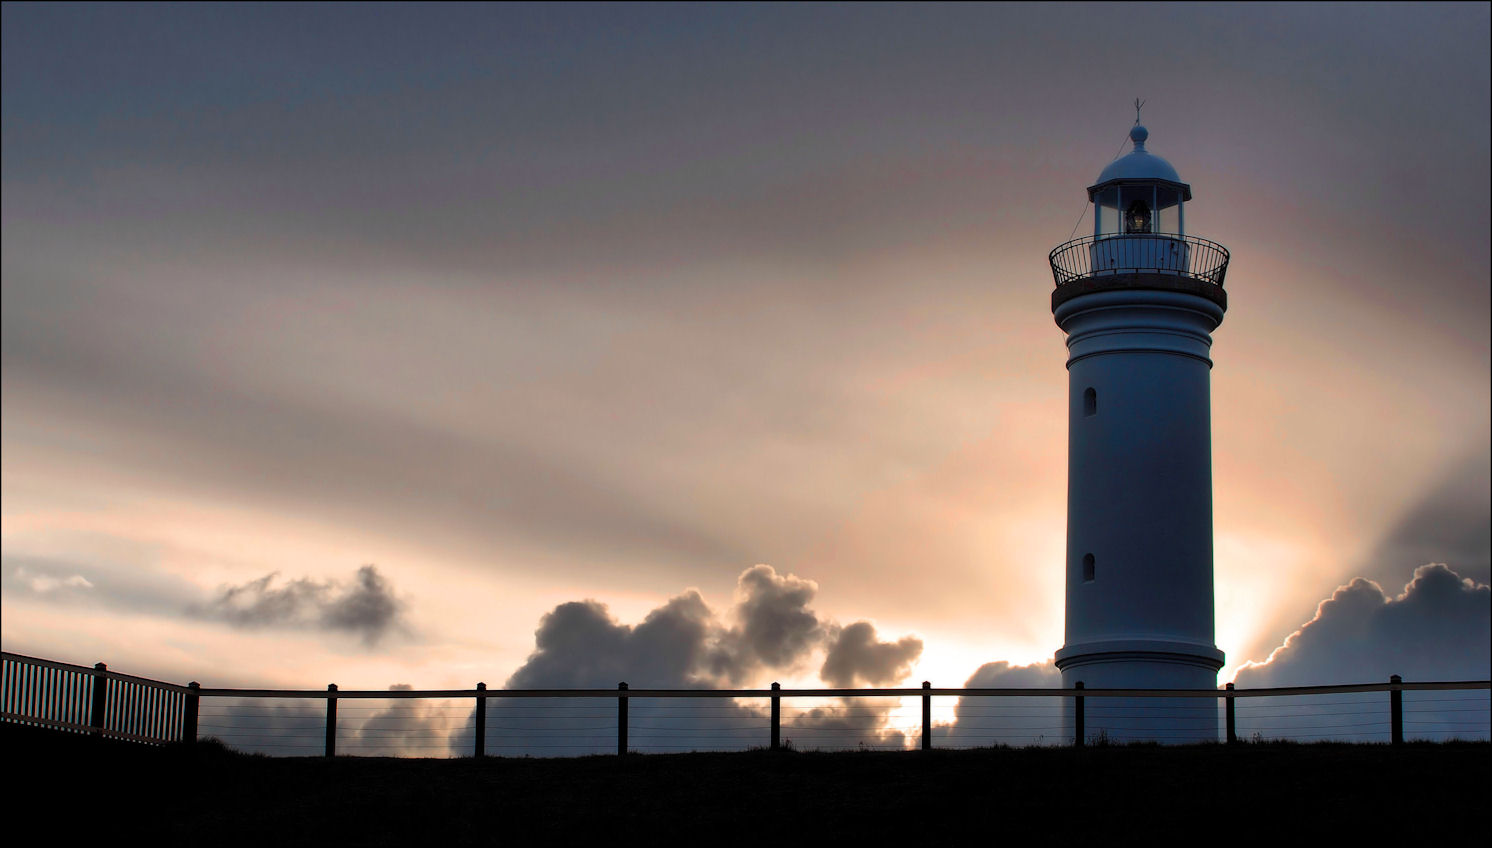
[1232,689,1492,744]
[4,652,1488,758]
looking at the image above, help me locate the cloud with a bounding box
[344,685,459,758]
[1234,564,1490,742]
[782,699,908,752]
[2,553,196,612]
[445,565,825,708]
[201,683,468,757]
[1236,564,1490,687]
[935,661,1065,749]
[2,554,412,652]
[928,565,1491,748]
[486,599,751,755]
[819,621,923,687]
[11,567,94,594]
[489,581,766,757]
[962,660,1064,690]
[453,564,919,756]
[197,698,328,756]
[706,565,825,685]
[505,591,715,690]
[318,566,404,644]
[202,565,406,646]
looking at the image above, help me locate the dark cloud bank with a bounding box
[457,565,924,756]
[505,565,920,691]
[1236,563,1489,688]
[469,560,1486,755]
[206,562,1488,755]
[1231,564,1490,743]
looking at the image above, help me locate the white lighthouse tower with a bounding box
[1048,117,1230,743]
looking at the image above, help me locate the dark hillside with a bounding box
[6,724,1485,844]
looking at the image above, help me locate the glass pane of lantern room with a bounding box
[1156,205,1175,235]
[1095,186,1120,237]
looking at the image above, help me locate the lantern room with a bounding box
[1089,124,1191,238]
[1048,116,1229,308]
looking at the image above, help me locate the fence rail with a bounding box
[1,652,196,744]
[4,652,1487,757]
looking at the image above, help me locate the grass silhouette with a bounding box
[7,723,1485,843]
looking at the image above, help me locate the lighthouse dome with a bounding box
[1095,125,1183,184]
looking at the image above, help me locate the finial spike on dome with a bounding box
[1129,99,1149,150]
[1129,123,1148,149]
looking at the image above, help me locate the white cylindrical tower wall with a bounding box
[1061,289,1219,646]
[1053,288,1225,743]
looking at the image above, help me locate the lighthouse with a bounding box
[1048,118,1230,743]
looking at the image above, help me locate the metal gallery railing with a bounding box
[1049,233,1230,288]
[3,652,1487,756]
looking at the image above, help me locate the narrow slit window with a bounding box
[1082,553,1095,582]
[1083,387,1098,417]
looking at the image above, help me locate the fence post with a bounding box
[474,682,487,758]
[90,662,108,737]
[184,682,200,746]
[1225,682,1236,745]
[1389,674,1403,745]
[770,682,781,750]
[922,681,932,751]
[325,684,338,758]
[617,682,628,756]
[1073,681,1085,747]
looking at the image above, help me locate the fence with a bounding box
[3,652,1487,756]
[1,652,196,745]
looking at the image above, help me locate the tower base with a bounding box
[1056,640,1223,745]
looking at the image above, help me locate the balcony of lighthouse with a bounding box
[1048,232,1230,310]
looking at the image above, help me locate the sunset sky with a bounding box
[3,3,1488,705]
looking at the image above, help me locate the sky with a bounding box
[3,2,1489,740]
